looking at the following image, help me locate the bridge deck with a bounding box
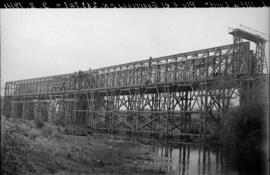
[5,42,255,97]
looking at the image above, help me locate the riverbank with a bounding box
[1,101,268,175]
[1,116,164,175]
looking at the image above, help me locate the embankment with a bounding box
[1,116,164,175]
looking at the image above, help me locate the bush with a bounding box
[220,103,266,153]
[42,128,53,137]
[1,131,34,175]
[54,118,65,127]
[34,118,44,128]
[53,133,63,140]
[215,103,267,174]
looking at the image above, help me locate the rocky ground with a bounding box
[1,117,164,175]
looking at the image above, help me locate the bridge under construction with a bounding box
[4,28,269,137]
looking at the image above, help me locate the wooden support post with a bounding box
[21,102,27,120]
[184,91,189,133]
[204,89,208,138]
[48,96,53,123]
[33,101,40,120]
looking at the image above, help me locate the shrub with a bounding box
[220,103,266,153]
[53,133,63,140]
[34,118,44,128]
[42,128,53,137]
[213,102,267,174]
[1,131,34,175]
[54,118,65,127]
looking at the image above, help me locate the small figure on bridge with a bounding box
[149,56,152,64]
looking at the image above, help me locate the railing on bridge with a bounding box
[5,42,255,96]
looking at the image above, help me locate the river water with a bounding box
[148,140,228,175]
[109,135,266,175]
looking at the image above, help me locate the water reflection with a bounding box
[108,135,265,175]
[135,138,227,175]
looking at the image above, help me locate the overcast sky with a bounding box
[1,9,269,94]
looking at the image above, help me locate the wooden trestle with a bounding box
[4,29,269,137]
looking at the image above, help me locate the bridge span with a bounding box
[4,28,269,137]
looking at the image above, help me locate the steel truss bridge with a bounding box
[4,28,269,137]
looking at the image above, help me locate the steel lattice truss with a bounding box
[4,29,269,137]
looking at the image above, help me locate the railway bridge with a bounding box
[4,28,269,137]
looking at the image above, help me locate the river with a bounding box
[109,135,266,175]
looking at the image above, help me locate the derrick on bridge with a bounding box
[4,28,269,137]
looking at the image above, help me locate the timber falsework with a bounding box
[4,28,269,137]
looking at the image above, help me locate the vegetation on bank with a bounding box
[210,101,268,174]
[219,103,266,152]
[211,82,268,157]
[1,118,35,175]
[1,117,165,175]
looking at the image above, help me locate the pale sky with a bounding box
[1,9,269,94]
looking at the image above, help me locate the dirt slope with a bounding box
[1,117,164,175]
